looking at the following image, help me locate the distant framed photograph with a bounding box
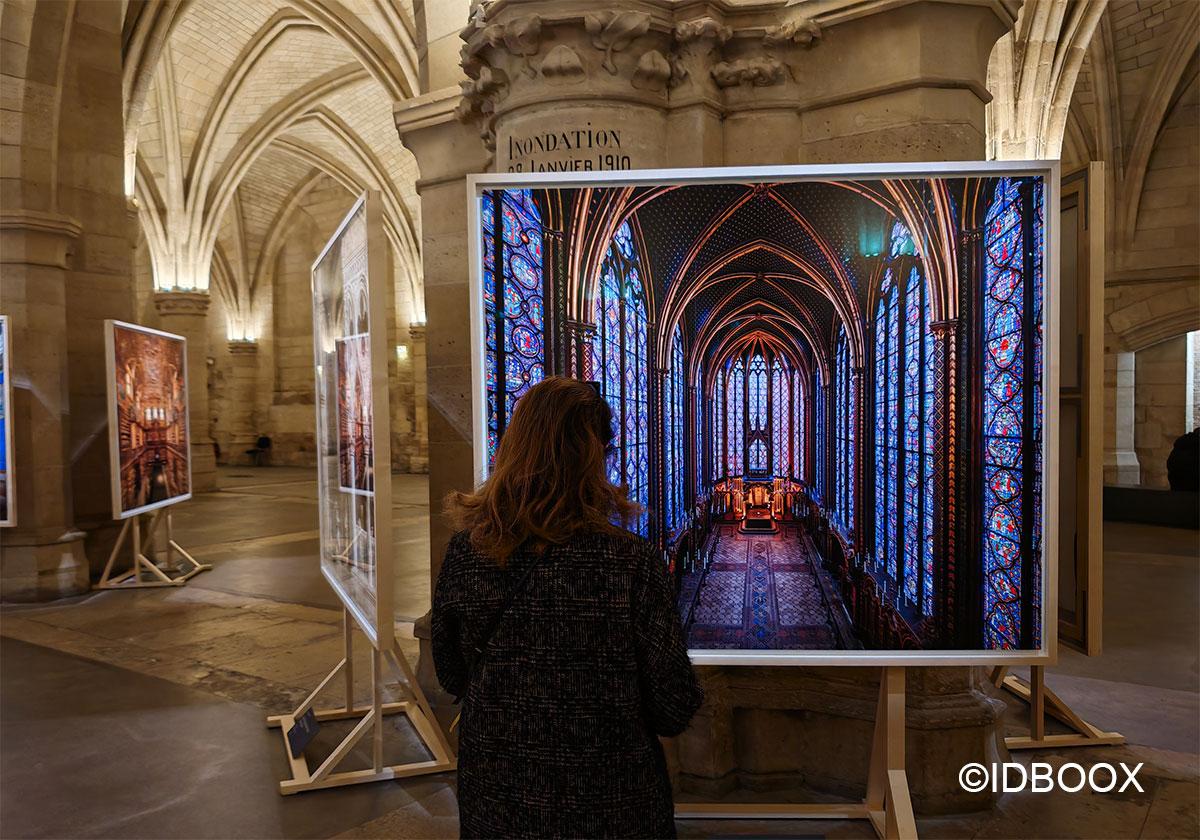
[0,315,13,527]
[105,320,192,519]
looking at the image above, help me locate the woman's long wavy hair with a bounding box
[445,376,639,564]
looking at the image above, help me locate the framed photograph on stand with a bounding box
[266,191,454,794]
[96,320,208,588]
[468,162,1066,838]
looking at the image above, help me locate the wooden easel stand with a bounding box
[95,508,210,589]
[990,665,1124,750]
[266,610,456,794]
[676,666,917,840]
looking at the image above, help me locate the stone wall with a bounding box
[1135,335,1189,488]
[1,0,135,598]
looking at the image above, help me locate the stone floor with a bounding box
[1,467,1197,838]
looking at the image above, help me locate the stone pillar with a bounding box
[1104,351,1140,485]
[0,211,90,600]
[429,0,1015,812]
[153,291,217,491]
[395,87,493,729]
[409,323,429,472]
[225,340,259,465]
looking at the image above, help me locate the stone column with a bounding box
[153,291,217,491]
[1104,351,1140,485]
[225,339,259,464]
[0,211,90,600]
[395,86,493,728]
[409,323,429,472]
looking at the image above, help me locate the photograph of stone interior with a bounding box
[107,321,191,517]
[478,172,1050,655]
[0,0,1196,838]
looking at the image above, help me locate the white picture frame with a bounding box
[104,319,193,520]
[466,161,1060,667]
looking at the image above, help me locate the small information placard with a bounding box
[287,709,320,758]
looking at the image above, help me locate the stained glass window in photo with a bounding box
[591,220,650,536]
[981,177,1026,649]
[481,189,544,469]
[727,359,744,477]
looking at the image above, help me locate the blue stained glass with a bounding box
[874,283,889,579]
[728,360,744,476]
[714,366,725,481]
[902,268,922,605]
[889,220,916,258]
[982,176,1030,649]
[749,440,767,472]
[814,369,825,504]
[794,373,805,480]
[482,189,544,468]
[748,354,767,431]
[591,220,650,536]
[835,326,855,532]
[772,359,791,476]
[665,326,685,534]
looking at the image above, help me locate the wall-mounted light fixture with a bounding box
[396,344,409,361]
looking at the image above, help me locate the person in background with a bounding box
[433,376,703,839]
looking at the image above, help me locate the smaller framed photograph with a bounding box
[105,319,193,520]
[0,315,13,527]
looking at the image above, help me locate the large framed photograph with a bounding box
[468,163,1058,666]
[105,320,192,519]
[0,315,13,527]
[311,192,394,650]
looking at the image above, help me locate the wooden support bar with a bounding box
[93,511,210,590]
[997,667,1125,751]
[268,616,455,795]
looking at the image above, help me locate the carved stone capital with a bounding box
[0,210,82,269]
[763,17,822,49]
[227,339,259,355]
[408,323,427,342]
[154,290,211,318]
[711,57,787,88]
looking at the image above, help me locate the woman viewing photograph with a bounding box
[433,376,704,839]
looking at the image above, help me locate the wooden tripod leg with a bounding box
[866,667,917,840]
[1029,666,1045,742]
[372,647,384,772]
[98,519,132,586]
[343,610,355,712]
[988,665,1008,688]
[385,642,455,765]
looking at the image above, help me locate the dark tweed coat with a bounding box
[432,529,703,839]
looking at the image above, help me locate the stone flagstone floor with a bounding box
[1,467,1196,838]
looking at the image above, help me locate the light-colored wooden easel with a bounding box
[676,666,917,840]
[95,507,210,588]
[989,665,1124,750]
[266,610,456,794]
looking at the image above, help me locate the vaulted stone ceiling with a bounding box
[123,0,425,338]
